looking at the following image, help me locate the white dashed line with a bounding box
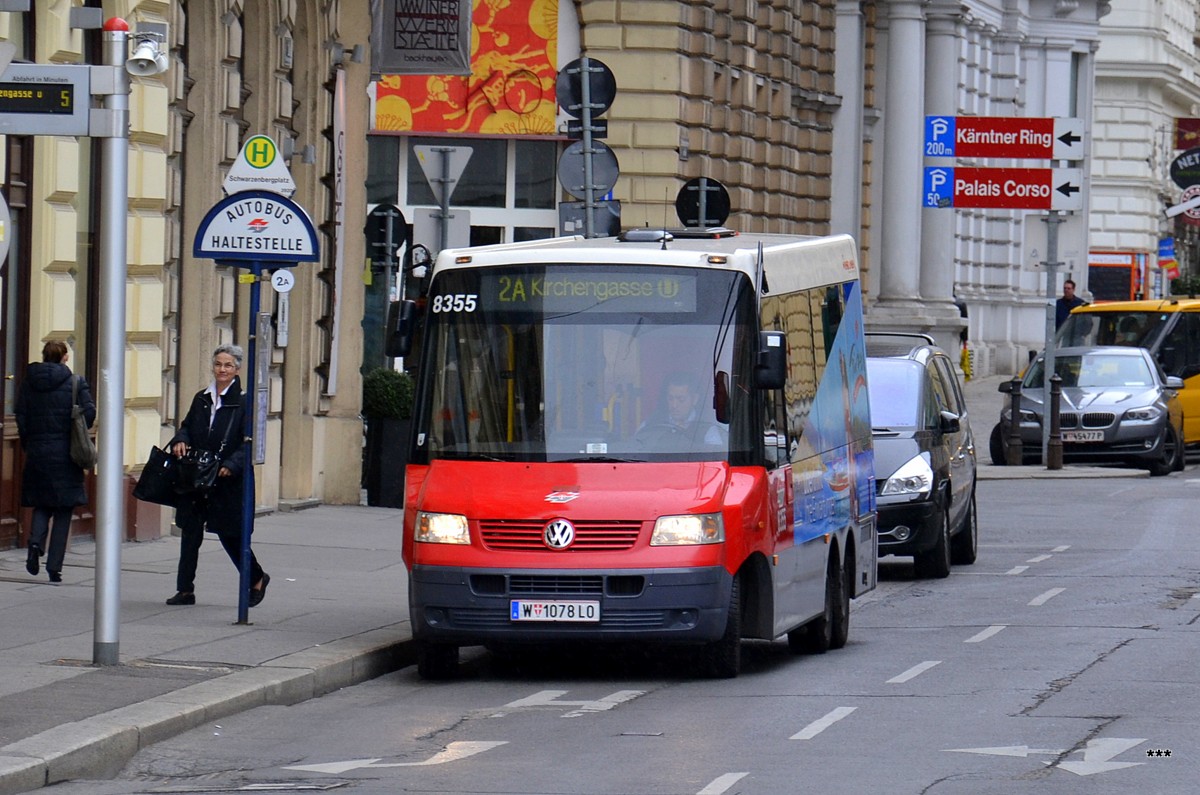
[790,706,857,740]
[964,625,1006,643]
[1052,545,1070,552]
[1006,565,1029,575]
[887,660,942,683]
[1028,587,1066,606]
[697,772,749,794]
[1026,554,1051,564]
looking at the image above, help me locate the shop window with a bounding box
[515,140,557,209]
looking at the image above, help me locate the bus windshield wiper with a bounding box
[556,456,644,463]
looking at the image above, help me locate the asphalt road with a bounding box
[40,473,1200,795]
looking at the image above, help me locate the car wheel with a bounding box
[416,641,459,680]
[789,550,847,655]
[914,503,952,579]
[950,488,978,566]
[1147,424,1181,477]
[989,423,1007,466]
[701,575,742,678]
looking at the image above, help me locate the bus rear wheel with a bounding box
[790,550,848,654]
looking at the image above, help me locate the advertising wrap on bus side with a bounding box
[397,229,877,679]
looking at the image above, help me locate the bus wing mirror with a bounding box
[755,331,787,390]
[385,299,417,358]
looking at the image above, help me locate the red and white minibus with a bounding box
[395,228,877,678]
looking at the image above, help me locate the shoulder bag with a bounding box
[69,375,98,470]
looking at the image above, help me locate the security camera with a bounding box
[126,39,167,76]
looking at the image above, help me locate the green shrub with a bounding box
[362,367,415,420]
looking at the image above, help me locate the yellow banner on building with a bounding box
[374,0,558,135]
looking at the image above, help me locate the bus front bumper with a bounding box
[409,565,733,646]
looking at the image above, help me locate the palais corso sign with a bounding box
[193,191,319,263]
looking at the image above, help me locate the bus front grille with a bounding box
[479,520,642,551]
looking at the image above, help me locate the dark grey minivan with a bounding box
[865,334,978,578]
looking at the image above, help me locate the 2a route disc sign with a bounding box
[193,191,319,263]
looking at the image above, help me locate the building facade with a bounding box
[0,0,373,550]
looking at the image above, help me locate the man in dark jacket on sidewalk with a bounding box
[15,340,96,583]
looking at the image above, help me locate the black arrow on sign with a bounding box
[1057,131,1082,147]
[1056,181,1081,198]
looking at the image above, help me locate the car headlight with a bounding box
[881,453,933,497]
[415,512,470,544]
[651,513,724,546]
[1123,405,1162,422]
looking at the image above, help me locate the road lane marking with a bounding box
[283,741,508,774]
[697,772,748,794]
[946,737,1146,777]
[1028,587,1066,606]
[1006,566,1029,575]
[1026,554,1052,563]
[1052,545,1070,552]
[965,625,1006,643]
[501,689,645,718]
[887,660,942,683]
[790,706,857,739]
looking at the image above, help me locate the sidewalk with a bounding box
[0,504,415,794]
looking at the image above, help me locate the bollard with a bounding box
[1006,376,1024,466]
[1047,373,1063,470]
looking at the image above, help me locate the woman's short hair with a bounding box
[213,344,245,368]
[42,340,68,363]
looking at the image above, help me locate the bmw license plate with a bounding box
[510,600,600,622]
[1062,430,1103,442]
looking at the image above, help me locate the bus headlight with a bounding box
[651,513,724,546]
[415,512,470,544]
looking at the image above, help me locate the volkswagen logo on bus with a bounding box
[543,519,576,550]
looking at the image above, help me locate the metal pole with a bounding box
[1041,211,1063,464]
[1006,377,1023,466]
[580,57,595,238]
[237,265,261,624]
[94,18,131,666]
[438,148,450,253]
[698,177,709,229]
[1047,373,1063,470]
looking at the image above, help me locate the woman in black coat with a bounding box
[15,340,96,583]
[165,344,270,607]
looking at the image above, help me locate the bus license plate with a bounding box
[510,600,600,622]
[1062,430,1103,442]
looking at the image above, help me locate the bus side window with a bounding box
[1159,316,1189,377]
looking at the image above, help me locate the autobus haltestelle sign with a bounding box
[193,190,319,263]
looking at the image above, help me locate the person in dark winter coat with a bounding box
[165,344,270,607]
[15,340,95,583]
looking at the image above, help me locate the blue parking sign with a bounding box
[924,167,954,208]
[924,115,956,157]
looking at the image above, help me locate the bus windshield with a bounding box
[413,264,759,463]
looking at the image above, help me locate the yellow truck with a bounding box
[1057,298,1200,444]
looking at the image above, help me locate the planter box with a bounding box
[364,418,411,508]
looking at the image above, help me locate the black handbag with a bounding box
[132,446,180,506]
[175,449,222,494]
[173,414,237,495]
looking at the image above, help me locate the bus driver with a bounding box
[636,373,725,447]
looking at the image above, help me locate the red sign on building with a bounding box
[952,117,1084,160]
[950,167,1082,210]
